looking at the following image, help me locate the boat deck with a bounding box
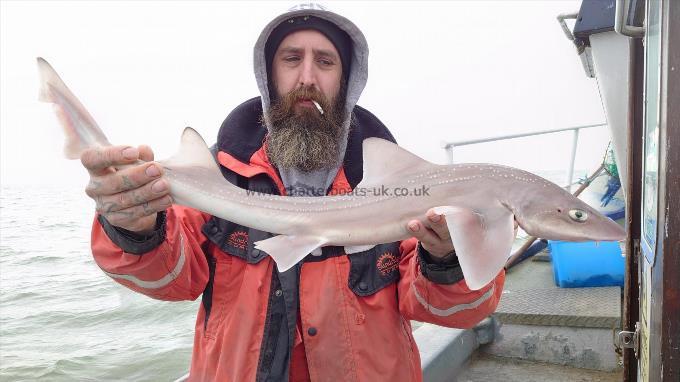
[458,352,622,381]
[453,247,624,380]
[495,252,621,329]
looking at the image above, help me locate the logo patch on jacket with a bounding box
[377,252,399,276]
[227,230,248,250]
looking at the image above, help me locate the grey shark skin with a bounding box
[37,57,626,290]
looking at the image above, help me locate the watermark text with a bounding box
[244,185,430,197]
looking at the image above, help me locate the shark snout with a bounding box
[594,218,626,241]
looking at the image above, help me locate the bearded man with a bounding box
[81,4,506,381]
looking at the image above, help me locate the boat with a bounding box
[398,0,680,380]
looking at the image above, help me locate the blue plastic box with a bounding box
[548,240,624,288]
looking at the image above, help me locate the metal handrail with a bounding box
[556,12,579,41]
[615,0,645,38]
[441,123,607,191]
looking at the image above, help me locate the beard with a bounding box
[264,84,346,172]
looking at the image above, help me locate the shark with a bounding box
[37,57,626,290]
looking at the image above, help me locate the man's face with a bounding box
[265,29,347,173]
[271,29,343,109]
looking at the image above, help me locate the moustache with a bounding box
[270,86,333,121]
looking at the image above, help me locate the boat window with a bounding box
[641,0,662,264]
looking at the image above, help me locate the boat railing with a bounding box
[441,123,606,192]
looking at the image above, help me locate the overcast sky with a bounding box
[1,0,608,187]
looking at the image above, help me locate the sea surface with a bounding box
[0,170,585,381]
[1,186,198,381]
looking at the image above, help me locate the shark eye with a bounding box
[568,209,588,223]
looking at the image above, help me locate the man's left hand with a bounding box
[407,208,454,259]
[407,209,521,260]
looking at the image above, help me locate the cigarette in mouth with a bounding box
[312,100,324,115]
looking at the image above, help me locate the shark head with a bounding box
[513,182,626,242]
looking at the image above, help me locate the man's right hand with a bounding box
[81,145,172,234]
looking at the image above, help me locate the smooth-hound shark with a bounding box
[37,58,625,290]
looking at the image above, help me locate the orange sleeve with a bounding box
[91,205,212,301]
[397,238,505,328]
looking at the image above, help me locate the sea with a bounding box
[0,186,198,381]
[0,170,586,381]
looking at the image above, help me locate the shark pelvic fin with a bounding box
[432,206,514,290]
[344,244,377,254]
[355,138,439,189]
[254,235,327,271]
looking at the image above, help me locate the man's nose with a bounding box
[298,58,316,88]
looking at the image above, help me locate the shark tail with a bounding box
[37,57,111,159]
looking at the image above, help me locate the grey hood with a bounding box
[253,3,369,195]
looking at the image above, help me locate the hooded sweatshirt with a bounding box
[253,3,370,197]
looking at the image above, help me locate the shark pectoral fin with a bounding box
[344,245,376,254]
[434,206,515,291]
[254,235,327,272]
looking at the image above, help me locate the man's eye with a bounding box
[318,59,334,66]
[283,56,300,62]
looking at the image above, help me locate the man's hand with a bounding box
[407,209,455,259]
[81,145,172,234]
[407,208,521,260]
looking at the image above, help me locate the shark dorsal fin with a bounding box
[356,138,436,188]
[162,127,221,171]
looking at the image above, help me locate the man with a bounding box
[82,4,506,381]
